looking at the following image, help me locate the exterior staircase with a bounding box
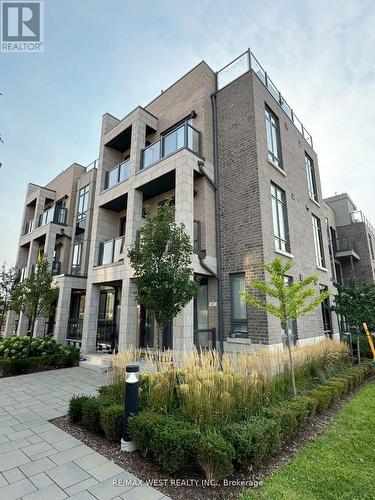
[79,353,114,373]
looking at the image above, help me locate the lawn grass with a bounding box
[242,380,375,500]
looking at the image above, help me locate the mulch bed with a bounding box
[51,378,373,500]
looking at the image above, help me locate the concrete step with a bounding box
[81,354,114,367]
[79,360,108,373]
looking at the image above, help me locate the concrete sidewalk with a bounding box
[0,367,168,499]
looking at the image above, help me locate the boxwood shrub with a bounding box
[196,430,235,482]
[68,395,91,423]
[81,396,114,433]
[99,404,123,441]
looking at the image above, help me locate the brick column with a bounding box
[173,164,194,351]
[118,189,144,351]
[81,283,100,354]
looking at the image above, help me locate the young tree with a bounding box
[10,258,58,353]
[128,202,199,350]
[0,263,17,332]
[331,280,375,363]
[242,257,330,396]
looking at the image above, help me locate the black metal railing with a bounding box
[141,120,201,170]
[194,328,217,350]
[66,318,83,340]
[96,321,117,351]
[52,261,61,275]
[335,237,358,254]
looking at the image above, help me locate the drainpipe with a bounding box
[210,92,224,355]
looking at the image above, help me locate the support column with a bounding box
[44,229,57,269]
[173,164,195,351]
[4,310,17,337]
[118,189,144,351]
[53,280,72,344]
[81,283,100,354]
[33,317,45,338]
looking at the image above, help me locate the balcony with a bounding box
[334,238,360,261]
[216,50,313,147]
[97,236,125,266]
[52,261,61,275]
[103,159,131,191]
[38,205,67,228]
[350,210,375,234]
[23,220,34,236]
[66,318,83,341]
[140,120,201,170]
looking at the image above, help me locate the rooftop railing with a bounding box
[216,49,313,147]
[103,159,131,190]
[350,210,375,234]
[140,120,201,170]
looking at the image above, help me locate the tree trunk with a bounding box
[356,328,361,364]
[156,321,165,371]
[285,328,297,397]
[27,317,35,358]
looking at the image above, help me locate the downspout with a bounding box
[210,91,224,355]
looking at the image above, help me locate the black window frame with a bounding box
[305,152,318,202]
[77,185,90,221]
[265,106,283,169]
[229,272,248,338]
[282,275,298,346]
[312,214,326,268]
[271,182,290,253]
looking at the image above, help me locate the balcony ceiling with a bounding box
[139,171,175,201]
[101,193,127,212]
[105,126,132,152]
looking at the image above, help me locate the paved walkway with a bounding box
[0,367,167,500]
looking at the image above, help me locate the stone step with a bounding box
[81,354,114,367]
[79,360,108,373]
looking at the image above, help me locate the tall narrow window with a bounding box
[271,183,290,253]
[230,273,247,338]
[369,234,374,260]
[312,215,325,268]
[305,153,317,201]
[72,241,83,275]
[320,285,332,338]
[265,107,282,168]
[77,185,89,221]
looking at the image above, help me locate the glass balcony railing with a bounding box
[97,236,125,266]
[38,205,67,228]
[141,121,201,170]
[23,219,34,236]
[104,159,130,190]
[350,210,375,234]
[216,50,313,147]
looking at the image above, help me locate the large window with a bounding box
[305,153,317,202]
[283,276,298,346]
[72,241,82,275]
[265,107,282,168]
[271,183,290,253]
[77,185,89,221]
[230,273,247,337]
[320,285,332,338]
[369,234,374,260]
[312,215,325,268]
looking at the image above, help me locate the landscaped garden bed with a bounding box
[57,340,374,498]
[0,336,80,377]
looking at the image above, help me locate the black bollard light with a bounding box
[121,364,140,452]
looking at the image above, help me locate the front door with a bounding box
[320,285,333,338]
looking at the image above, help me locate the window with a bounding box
[77,185,89,221]
[271,183,290,253]
[282,276,298,346]
[119,217,126,237]
[265,107,282,168]
[72,241,82,275]
[320,285,332,338]
[230,273,247,337]
[305,153,317,201]
[312,215,325,268]
[369,234,374,260]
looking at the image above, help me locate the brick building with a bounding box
[8,49,366,352]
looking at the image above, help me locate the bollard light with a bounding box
[121,364,140,453]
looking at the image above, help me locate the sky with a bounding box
[1,0,375,264]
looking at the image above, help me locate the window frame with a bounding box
[271,182,290,253]
[229,272,248,338]
[72,240,83,275]
[282,275,298,346]
[305,152,318,202]
[77,185,89,221]
[265,106,283,169]
[312,214,326,268]
[369,233,375,260]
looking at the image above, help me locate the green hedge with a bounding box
[81,396,114,433]
[0,351,79,377]
[100,404,123,441]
